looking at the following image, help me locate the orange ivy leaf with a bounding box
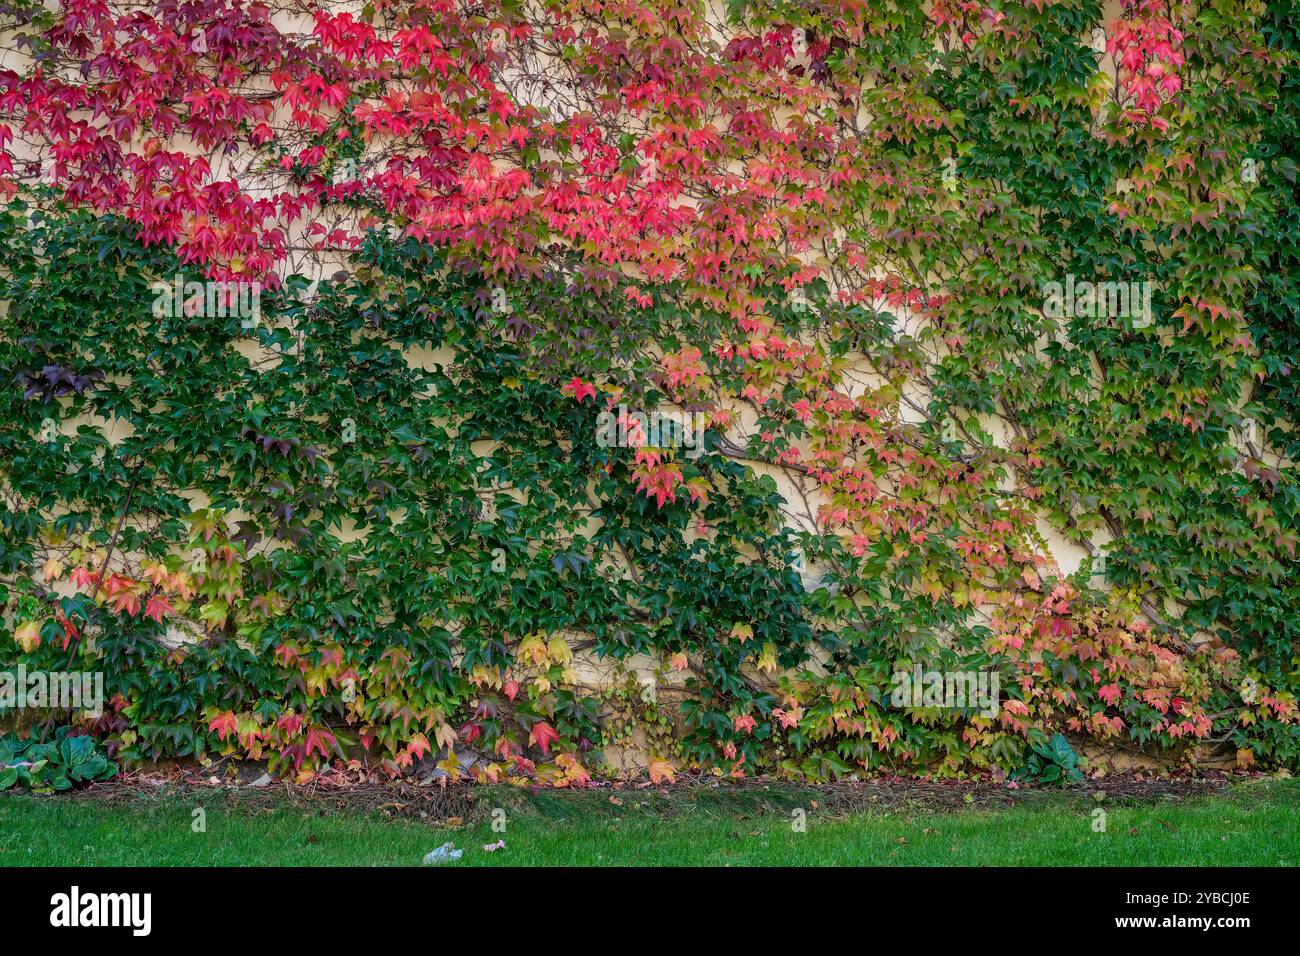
[648,757,676,784]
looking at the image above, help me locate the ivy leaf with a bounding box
[529,721,559,755]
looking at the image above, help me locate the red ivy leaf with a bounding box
[529,720,559,755]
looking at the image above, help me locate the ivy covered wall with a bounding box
[0,0,1296,783]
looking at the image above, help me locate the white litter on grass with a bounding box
[482,840,506,852]
[422,842,464,865]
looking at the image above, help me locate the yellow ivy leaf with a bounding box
[518,634,548,667]
[437,751,462,780]
[14,620,41,652]
[434,722,458,751]
[304,667,331,696]
[547,635,573,665]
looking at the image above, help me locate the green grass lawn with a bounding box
[1,779,1294,867]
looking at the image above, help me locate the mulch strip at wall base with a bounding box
[52,768,1254,825]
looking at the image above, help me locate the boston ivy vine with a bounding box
[0,0,1296,783]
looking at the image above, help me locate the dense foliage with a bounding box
[0,0,1295,783]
